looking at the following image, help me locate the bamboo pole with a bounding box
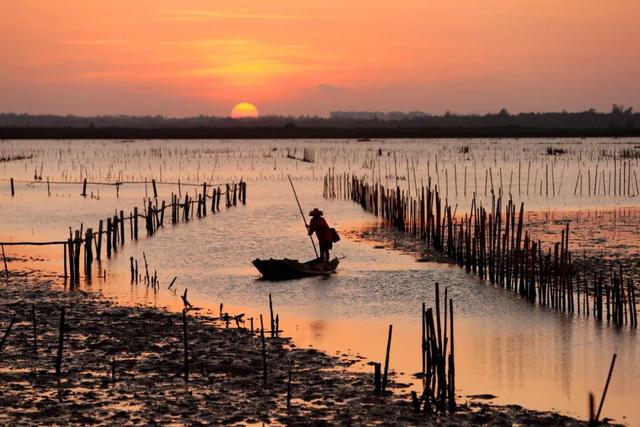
[287,175,319,258]
[382,324,393,393]
[595,354,617,421]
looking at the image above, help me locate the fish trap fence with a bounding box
[324,170,637,329]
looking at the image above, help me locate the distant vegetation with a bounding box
[0,105,637,130]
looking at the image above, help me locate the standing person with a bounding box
[307,208,333,262]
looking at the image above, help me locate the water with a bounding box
[1,138,639,424]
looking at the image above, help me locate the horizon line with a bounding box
[0,106,636,120]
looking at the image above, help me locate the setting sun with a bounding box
[231,102,259,119]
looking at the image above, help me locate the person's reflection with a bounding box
[310,319,325,342]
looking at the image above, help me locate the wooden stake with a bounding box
[32,303,37,355]
[382,324,393,392]
[287,365,292,410]
[1,244,8,278]
[152,179,158,199]
[0,314,16,353]
[269,294,275,338]
[133,207,139,239]
[595,353,617,421]
[182,309,189,383]
[55,307,65,376]
[260,314,267,387]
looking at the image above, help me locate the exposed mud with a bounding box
[0,273,595,425]
[525,208,640,288]
[348,206,640,293]
[346,226,448,265]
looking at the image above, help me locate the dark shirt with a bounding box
[308,217,332,243]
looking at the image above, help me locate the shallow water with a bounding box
[1,138,639,424]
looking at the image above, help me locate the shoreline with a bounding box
[0,270,594,425]
[2,126,640,140]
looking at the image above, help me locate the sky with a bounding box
[0,0,638,117]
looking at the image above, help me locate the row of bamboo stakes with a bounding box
[68,181,247,284]
[5,177,244,199]
[350,154,640,202]
[1,181,247,283]
[324,170,638,328]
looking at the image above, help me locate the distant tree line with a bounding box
[0,105,637,130]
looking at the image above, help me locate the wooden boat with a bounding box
[252,257,339,281]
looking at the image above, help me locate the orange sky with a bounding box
[1,0,638,116]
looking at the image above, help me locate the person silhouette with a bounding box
[307,208,333,262]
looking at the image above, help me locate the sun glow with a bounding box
[231,102,259,119]
[1,2,637,115]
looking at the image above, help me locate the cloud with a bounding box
[185,39,253,48]
[316,84,345,94]
[159,9,300,22]
[61,39,127,46]
[189,59,309,86]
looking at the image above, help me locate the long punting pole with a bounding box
[287,175,319,258]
